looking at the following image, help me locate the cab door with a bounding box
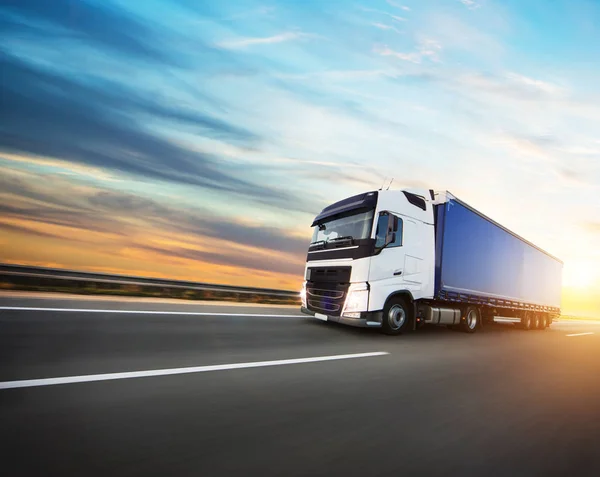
[367,211,426,310]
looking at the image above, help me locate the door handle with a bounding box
[393,270,402,276]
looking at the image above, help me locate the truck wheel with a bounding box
[521,313,532,330]
[540,314,548,329]
[381,297,412,335]
[532,313,541,330]
[460,306,479,333]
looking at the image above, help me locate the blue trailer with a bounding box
[434,196,563,313]
[301,189,562,335]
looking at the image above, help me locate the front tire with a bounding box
[381,297,412,335]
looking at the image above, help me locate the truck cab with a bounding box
[300,188,436,330]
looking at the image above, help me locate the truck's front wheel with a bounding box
[382,297,412,335]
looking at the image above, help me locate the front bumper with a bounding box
[301,306,382,328]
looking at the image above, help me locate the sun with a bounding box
[563,260,597,290]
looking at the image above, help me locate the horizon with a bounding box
[1,0,599,317]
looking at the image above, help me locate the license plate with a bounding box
[314,313,328,321]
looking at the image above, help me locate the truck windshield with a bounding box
[311,210,374,244]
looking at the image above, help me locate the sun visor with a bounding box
[311,191,378,227]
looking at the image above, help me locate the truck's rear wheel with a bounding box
[536,314,545,330]
[521,312,532,330]
[460,306,479,333]
[381,297,412,335]
[532,313,541,330]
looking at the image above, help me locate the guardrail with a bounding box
[0,264,301,305]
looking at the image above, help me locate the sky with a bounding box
[1,0,600,316]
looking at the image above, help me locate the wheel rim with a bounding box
[534,315,540,328]
[467,309,478,330]
[388,304,406,330]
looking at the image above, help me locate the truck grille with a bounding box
[305,266,351,316]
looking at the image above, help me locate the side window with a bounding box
[389,216,403,248]
[375,214,388,248]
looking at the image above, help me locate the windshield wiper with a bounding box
[310,240,326,246]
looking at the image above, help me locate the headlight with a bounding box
[342,283,369,316]
[300,281,307,307]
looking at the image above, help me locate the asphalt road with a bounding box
[1,294,600,477]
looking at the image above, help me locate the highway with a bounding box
[1,294,600,476]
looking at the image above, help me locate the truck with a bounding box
[300,189,562,335]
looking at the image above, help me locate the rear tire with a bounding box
[521,312,532,330]
[532,313,541,330]
[536,314,544,330]
[381,297,412,336]
[460,306,479,333]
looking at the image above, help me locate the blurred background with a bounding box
[1,0,599,316]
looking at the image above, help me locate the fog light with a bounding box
[343,312,361,318]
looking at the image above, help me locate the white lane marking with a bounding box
[566,332,595,337]
[0,306,304,318]
[0,352,389,390]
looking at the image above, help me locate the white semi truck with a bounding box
[300,189,562,335]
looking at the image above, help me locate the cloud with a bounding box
[386,1,411,11]
[131,243,305,277]
[421,11,503,63]
[504,73,563,96]
[360,6,407,23]
[584,222,600,234]
[5,171,311,256]
[460,72,564,100]
[300,168,384,189]
[460,0,481,9]
[216,31,315,49]
[268,74,408,134]
[0,173,312,278]
[0,50,312,211]
[556,168,587,186]
[375,38,442,63]
[375,46,420,63]
[488,132,597,188]
[0,0,175,64]
[92,190,312,256]
[493,133,558,161]
[371,22,403,34]
[0,222,67,241]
